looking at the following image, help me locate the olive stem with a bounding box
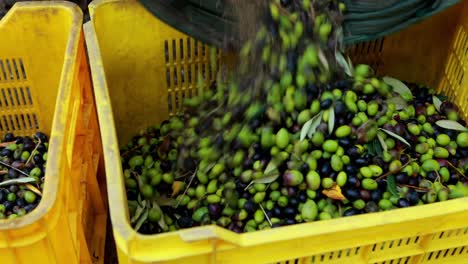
[376,159,415,181]
[25,139,41,166]
[398,184,430,192]
[121,145,141,158]
[259,204,272,227]
[175,168,197,208]
[447,161,467,179]
[0,160,30,177]
[0,141,16,147]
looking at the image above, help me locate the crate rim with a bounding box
[85,0,468,261]
[0,1,83,231]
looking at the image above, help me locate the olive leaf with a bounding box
[386,97,407,110]
[379,128,411,147]
[253,172,280,184]
[0,177,36,187]
[264,160,278,176]
[432,96,442,113]
[383,76,413,98]
[131,204,146,224]
[318,49,329,71]
[153,201,169,232]
[155,196,177,207]
[322,185,346,200]
[436,120,468,131]
[347,56,354,74]
[307,111,324,138]
[328,107,335,135]
[377,133,388,153]
[387,175,398,197]
[300,118,314,141]
[335,51,353,77]
[134,207,149,232]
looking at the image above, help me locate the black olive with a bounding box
[9,185,18,193]
[0,190,5,203]
[371,189,383,202]
[397,198,410,208]
[355,158,367,166]
[244,200,258,214]
[4,132,15,142]
[320,99,333,109]
[407,190,419,205]
[338,138,351,148]
[347,146,361,158]
[36,143,47,153]
[344,188,360,200]
[33,154,44,165]
[8,168,18,178]
[238,190,249,199]
[320,161,332,176]
[346,176,360,188]
[208,204,222,219]
[24,204,36,213]
[284,219,296,225]
[343,208,360,217]
[395,173,409,184]
[34,132,48,142]
[300,163,309,174]
[272,207,282,217]
[138,223,153,234]
[298,192,307,202]
[15,198,25,207]
[3,201,13,211]
[15,137,23,144]
[1,149,13,158]
[289,197,298,207]
[426,171,437,182]
[345,164,358,174]
[334,101,346,115]
[408,177,419,186]
[360,190,371,201]
[283,207,296,217]
[306,84,318,97]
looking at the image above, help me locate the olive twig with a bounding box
[0,160,30,177]
[447,161,467,179]
[25,139,41,165]
[259,204,272,227]
[175,168,197,208]
[398,184,430,192]
[0,141,17,147]
[376,159,415,181]
[121,146,141,158]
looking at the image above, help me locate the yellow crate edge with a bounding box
[85,0,468,262]
[0,1,83,232]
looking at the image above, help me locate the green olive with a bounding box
[276,128,290,149]
[306,171,321,190]
[335,125,352,138]
[323,140,339,153]
[301,200,318,221]
[457,132,468,148]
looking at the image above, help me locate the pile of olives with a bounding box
[0,132,47,219]
[121,0,468,234]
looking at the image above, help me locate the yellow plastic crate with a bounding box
[0,2,107,263]
[84,0,468,263]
